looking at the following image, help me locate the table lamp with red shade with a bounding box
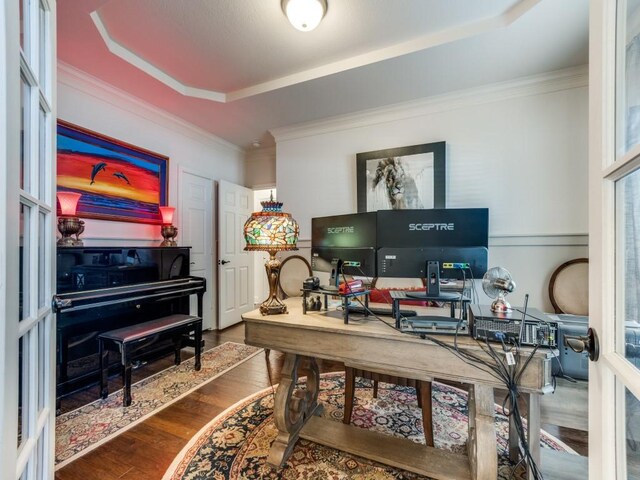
[159,206,178,246]
[57,192,84,246]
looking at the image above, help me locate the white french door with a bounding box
[1,0,56,479]
[590,0,640,477]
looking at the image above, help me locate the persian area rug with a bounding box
[164,372,577,480]
[55,341,263,469]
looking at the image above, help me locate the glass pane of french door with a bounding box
[20,75,30,191]
[617,0,640,156]
[615,167,640,368]
[616,165,640,478]
[623,385,640,477]
[19,0,27,51]
[612,3,640,478]
[20,203,31,321]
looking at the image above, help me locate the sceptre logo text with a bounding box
[327,227,355,234]
[408,223,455,231]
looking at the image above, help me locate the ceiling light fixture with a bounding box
[282,0,327,32]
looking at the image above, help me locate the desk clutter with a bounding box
[304,295,323,311]
[299,267,561,352]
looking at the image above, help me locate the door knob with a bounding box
[219,259,230,265]
[564,327,600,361]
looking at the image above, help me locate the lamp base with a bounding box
[160,224,178,247]
[57,217,84,246]
[259,251,288,315]
[259,297,288,316]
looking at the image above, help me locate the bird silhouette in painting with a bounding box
[90,162,107,185]
[113,172,131,185]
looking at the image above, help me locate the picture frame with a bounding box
[56,120,169,224]
[356,141,446,212]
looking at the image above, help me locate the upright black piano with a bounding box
[53,246,205,404]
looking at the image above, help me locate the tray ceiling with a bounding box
[57,0,588,148]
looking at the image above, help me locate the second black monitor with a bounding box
[377,208,488,280]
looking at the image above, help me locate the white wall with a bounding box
[245,146,276,189]
[57,63,245,245]
[273,67,589,312]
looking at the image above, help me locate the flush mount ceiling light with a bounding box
[282,0,327,32]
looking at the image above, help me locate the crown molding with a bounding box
[57,62,244,154]
[270,65,589,143]
[90,11,226,102]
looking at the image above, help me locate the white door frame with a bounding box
[177,165,215,329]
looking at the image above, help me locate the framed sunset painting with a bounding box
[56,121,168,224]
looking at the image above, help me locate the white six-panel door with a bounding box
[179,169,214,330]
[1,0,56,478]
[217,180,253,330]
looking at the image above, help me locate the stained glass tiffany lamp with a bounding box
[243,193,299,315]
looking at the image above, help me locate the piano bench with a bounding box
[97,314,203,407]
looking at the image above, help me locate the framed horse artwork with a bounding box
[356,141,446,213]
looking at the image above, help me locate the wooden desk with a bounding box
[243,300,554,480]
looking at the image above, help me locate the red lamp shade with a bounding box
[57,192,82,216]
[159,206,175,225]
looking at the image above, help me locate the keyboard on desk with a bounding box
[346,305,417,317]
[389,290,466,301]
[400,316,468,335]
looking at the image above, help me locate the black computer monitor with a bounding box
[311,209,489,294]
[376,208,489,299]
[311,213,377,283]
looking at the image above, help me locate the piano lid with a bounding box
[52,276,206,314]
[56,246,192,293]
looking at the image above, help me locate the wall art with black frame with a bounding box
[356,141,446,212]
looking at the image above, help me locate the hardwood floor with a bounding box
[55,323,587,479]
